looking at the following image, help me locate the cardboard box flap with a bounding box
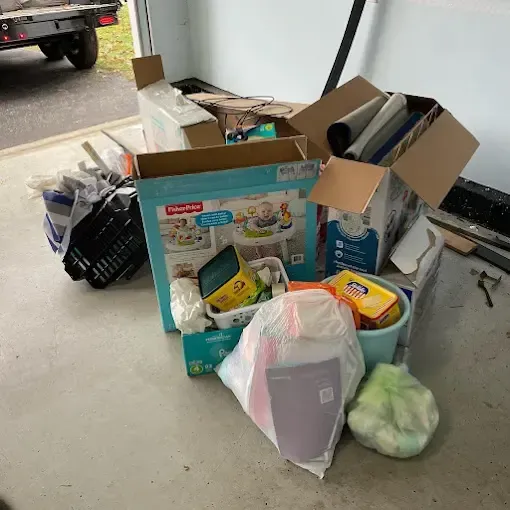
[390,216,444,287]
[308,157,387,213]
[135,136,308,179]
[132,55,165,91]
[391,110,479,209]
[288,76,386,157]
[187,93,308,120]
[183,122,225,148]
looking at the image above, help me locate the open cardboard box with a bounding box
[132,55,224,152]
[134,135,320,332]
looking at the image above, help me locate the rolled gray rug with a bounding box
[344,93,408,161]
[327,96,387,157]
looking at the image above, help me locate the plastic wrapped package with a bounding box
[217,290,365,478]
[347,364,439,458]
[170,278,212,334]
[25,174,58,199]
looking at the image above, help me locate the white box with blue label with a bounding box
[284,77,478,278]
[134,136,319,332]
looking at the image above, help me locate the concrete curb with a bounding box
[0,116,140,161]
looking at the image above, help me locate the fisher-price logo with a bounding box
[165,202,203,215]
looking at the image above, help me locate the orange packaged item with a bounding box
[287,281,336,296]
[288,281,361,329]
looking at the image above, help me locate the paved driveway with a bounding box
[0,48,138,150]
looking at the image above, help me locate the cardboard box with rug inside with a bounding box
[132,55,224,153]
[294,79,479,277]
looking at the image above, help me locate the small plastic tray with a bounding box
[206,257,289,330]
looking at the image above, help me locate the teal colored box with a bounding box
[182,327,244,377]
[135,137,319,332]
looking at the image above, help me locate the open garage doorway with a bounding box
[0,1,140,151]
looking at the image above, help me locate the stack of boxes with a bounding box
[132,55,479,372]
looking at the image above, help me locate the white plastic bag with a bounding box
[170,278,212,334]
[25,174,58,199]
[347,364,439,458]
[217,290,365,478]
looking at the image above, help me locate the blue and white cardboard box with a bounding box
[134,136,319,332]
[182,327,243,377]
[287,77,478,278]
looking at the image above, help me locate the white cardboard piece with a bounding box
[382,216,444,347]
[390,216,444,286]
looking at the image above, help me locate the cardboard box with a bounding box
[134,136,320,332]
[182,327,243,376]
[132,55,224,152]
[296,79,478,276]
[191,80,479,276]
[380,216,444,347]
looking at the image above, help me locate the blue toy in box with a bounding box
[134,136,319,332]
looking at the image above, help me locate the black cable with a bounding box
[322,0,367,97]
[193,96,293,132]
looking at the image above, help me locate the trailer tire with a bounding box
[39,41,65,61]
[66,28,98,70]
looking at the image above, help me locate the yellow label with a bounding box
[203,249,260,312]
[330,270,400,329]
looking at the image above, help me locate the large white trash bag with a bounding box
[347,364,439,458]
[217,290,365,478]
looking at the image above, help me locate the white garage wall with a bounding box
[145,0,192,81]
[363,0,510,193]
[148,0,510,193]
[186,0,379,103]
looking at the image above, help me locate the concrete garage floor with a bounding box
[0,127,509,509]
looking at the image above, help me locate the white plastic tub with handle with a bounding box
[205,257,289,329]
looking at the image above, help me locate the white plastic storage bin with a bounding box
[206,257,289,330]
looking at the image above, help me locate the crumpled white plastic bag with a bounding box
[347,364,439,458]
[170,278,212,334]
[217,290,365,478]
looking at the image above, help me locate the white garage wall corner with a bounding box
[340,0,510,194]
[186,0,379,103]
[146,0,192,82]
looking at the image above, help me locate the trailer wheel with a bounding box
[66,28,98,70]
[39,41,65,61]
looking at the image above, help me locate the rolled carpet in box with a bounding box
[326,96,387,158]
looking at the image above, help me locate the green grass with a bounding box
[96,5,134,79]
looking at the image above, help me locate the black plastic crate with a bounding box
[63,188,148,289]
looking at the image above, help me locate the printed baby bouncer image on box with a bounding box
[134,137,319,332]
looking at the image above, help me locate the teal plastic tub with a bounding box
[325,274,411,372]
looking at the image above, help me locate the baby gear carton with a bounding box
[134,136,319,332]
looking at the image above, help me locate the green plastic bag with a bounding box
[347,364,439,458]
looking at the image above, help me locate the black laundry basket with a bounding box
[63,185,148,289]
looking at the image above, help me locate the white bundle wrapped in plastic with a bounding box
[217,290,365,478]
